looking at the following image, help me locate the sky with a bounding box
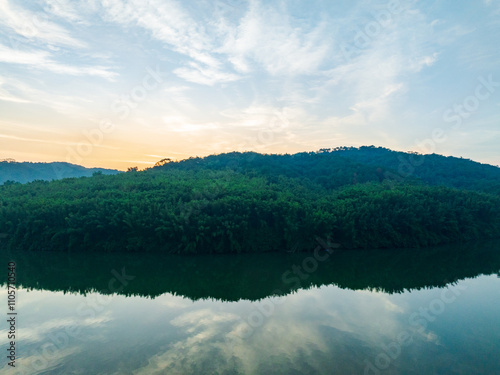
[0,0,499,171]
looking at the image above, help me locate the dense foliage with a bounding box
[331,146,500,195]
[1,147,500,253]
[154,146,500,194]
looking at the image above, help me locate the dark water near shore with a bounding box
[1,240,500,374]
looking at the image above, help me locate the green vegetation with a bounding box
[1,147,500,253]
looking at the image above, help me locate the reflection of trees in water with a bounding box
[2,239,500,301]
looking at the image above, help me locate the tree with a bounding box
[155,158,172,167]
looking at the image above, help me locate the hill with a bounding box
[0,160,120,185]
[0,147,499,253]
[154,146,500,195]
[330,146,500,194]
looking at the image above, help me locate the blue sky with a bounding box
[0,0,499,170]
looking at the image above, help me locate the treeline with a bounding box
[1,148,500,253]
[321,146,500,194]
[152,146,500,195]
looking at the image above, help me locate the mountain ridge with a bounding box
[0,160,120,185]
[151,146,500,195]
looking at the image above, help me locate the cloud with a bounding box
[0,43,117,80]
[0,93,31,103]
[42,0,91,25]
[97,0,330,84]
[0,133,119,149]
[0,0,86,48]
[0,44,48,64]
[410,53,440,72]
[162,115,221,133]
[174,63,239,86]
[220,104,294,129]
[0,74,95,115]
[99,0,237,85]
[315,3,440,123]
[219,1,332,76]
[0,77,32,103]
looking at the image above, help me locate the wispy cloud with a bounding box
[99,0,236,85]
[174,63,239,86]
[0,43,117,80]
[219,1,332,76]
[317,4,439,123]
[0,77,32,103]
[0,0,86,48]
[0,133,118,149]
[0,91,31,103]
[41,0,91,25]
[0,73,94,115]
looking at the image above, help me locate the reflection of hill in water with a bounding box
[1,240,500,301]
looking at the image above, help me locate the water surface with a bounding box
[1,240,500,374]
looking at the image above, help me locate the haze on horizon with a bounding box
[0,0,499,171]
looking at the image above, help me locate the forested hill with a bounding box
[330,146,500,194]
[153,146,500,195]
[1,147,500,254]
[0,160,120,184]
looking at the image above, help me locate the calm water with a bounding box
[1,240,500,374]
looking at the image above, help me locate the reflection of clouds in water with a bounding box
[383,297,406,313]
[171,308,239,332]
[129,286,413,374]
[0,347,80,375]
[0,288,114,345]
[423,331,441,345]
[156,294,196,310]
[0,315,111,344]
[277,287,409,343]
[0,287,115,375]
[5,277,492,374]
[131,309,243,375]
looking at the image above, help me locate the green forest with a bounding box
[1,146,500,253]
